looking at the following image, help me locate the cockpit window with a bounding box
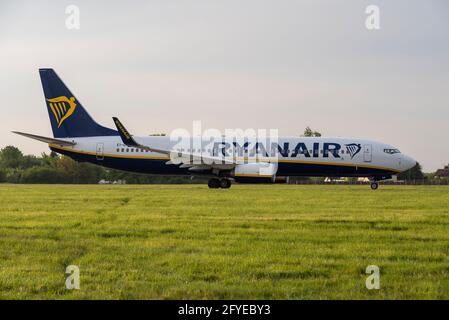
[384,148,401,154]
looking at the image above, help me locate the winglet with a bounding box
[112,117,139,147]
[111,117,174,156]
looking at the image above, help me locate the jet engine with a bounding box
[233,162,278,183]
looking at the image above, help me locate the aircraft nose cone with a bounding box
[403,155,417,171]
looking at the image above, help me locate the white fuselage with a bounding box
[49,136,417,179]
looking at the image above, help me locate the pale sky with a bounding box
[0,0,448,172]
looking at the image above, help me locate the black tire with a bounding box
[208,178,220,189]
[370,182,379,190]
[219,179,232,189]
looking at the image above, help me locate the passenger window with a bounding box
[116,148,120,152]
[126,148,129,152]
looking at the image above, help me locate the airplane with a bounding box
[13,69,417,190]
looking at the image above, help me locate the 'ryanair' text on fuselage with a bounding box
[211,142,358,158]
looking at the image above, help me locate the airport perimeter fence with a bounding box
[286,179,449,186]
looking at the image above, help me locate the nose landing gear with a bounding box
[208,178,232,189]
[369,175,392,190]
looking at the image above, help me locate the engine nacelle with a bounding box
[233,162,278,183]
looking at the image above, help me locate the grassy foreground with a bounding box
[0,184,448,299]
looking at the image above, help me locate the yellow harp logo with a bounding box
[46,96,77,128]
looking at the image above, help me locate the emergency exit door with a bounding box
[363,144,372,162]
[96,143,104,160]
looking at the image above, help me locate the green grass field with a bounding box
[0,184,448,299]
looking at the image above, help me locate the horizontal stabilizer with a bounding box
[12,131,76,146]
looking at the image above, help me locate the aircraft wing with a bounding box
[12,131,76,146]
[112,117,237,167]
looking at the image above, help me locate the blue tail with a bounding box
[39,68,118,138]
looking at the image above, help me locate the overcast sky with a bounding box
[0,0,448,171]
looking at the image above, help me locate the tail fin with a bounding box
[39,68,117,138]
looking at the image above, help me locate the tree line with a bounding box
[0,146,197,184]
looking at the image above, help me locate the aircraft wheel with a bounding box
[370,182,379,190]
[219,179,232,189]
[208,178,220,189]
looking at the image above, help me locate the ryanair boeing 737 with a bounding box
[13,69,417,189]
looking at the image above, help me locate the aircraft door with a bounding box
[96,143,104,160]
[363,144,372,162]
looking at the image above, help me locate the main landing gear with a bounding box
[370,181,379,190]
[208,178,232,189]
